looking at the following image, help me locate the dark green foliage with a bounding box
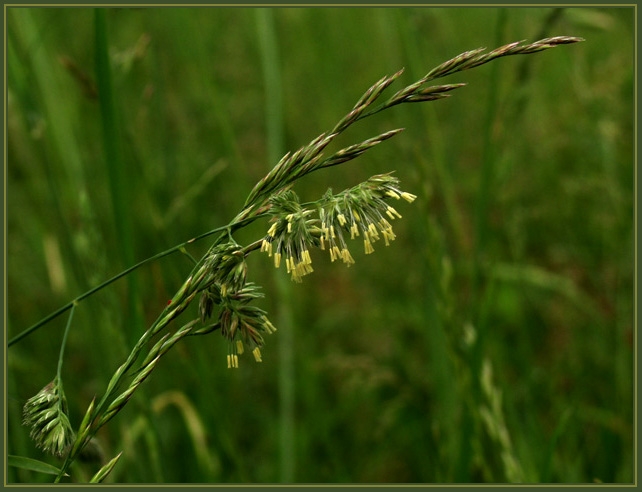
[7,6,633,484]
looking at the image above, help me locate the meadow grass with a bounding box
[6,6,634,484]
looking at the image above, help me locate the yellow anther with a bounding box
[401,192,417,203]
[342,248,355,265]
[263,316,277,333]
[364,239,375,255]
[386,190,400,199]
[253,347,262,362]
[387,206,402,219]
[303,249,312,264]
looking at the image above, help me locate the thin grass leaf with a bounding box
[95,9,143,347]
[89,451,123,483]
[8,455,68,476]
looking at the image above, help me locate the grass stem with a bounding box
[256,8,296,482]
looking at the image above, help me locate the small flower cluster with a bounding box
[23,379,75,457]
[199,243,277,368]
[261,190,320,283]
[203,242,248,296]
[261,174,416,281]
[214,283,277,368]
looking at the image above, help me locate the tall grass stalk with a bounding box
[255,8,296,482]
[94,9,143,346]
[391,10,462,478]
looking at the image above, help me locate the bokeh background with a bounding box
[6,6,634,484]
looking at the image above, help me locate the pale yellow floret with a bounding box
[303,249,312,265]
[342,248,355,265]
[290,261,303,280]
[380,220,396,240]
[364,239,375,254]
[386,206,402,219]
[297,261,313,276]
[233,355,238,368]
[368,223,379,238]
[382,229,396,246]
[350,224,359,239]
[274,252,282,269]
[221,284,228,297]
[263,316,277,333]
[267,222,278,237]
[236,340,244,354]
[330,225,336,239]
[253,347,262,362]
[401,192,417,203]
[338,213,347,226]
[386,190,401,199]
[332,246,341,262]
[286,257,293,273]
[320,235,325,250]
[287,221,292,233]
[353,211,360,222]
[227,354,231,369]
[261,240,273,256]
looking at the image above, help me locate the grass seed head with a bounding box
[23,379,75,457]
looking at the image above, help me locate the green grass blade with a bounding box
[89,451,123,483]
[256,8,296,482]
[94,9,143,345]
[8,455,68,477]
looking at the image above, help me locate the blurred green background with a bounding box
[6,6,634,484]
